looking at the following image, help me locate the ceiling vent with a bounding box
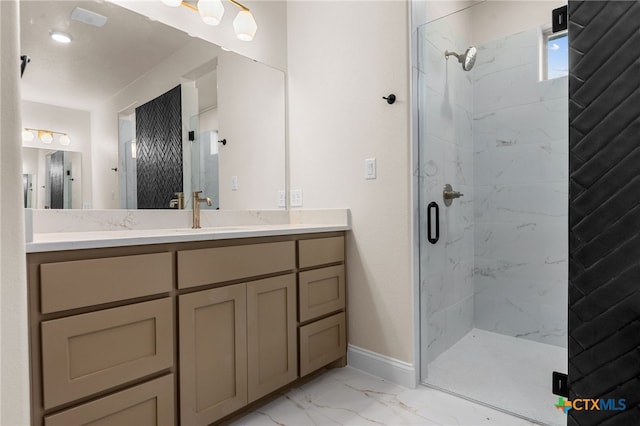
[71,7,108,28]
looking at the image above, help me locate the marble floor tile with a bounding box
[230,366,537,426]
[427,329,567,426]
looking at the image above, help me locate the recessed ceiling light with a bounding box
[50,31,72,43]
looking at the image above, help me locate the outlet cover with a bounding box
[365,158,377,180]
[278,190,286,208]
[290,189,303,207]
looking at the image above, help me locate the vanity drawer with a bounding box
[177,241,295,289]
[299,265,345,323]
[40,252,173,313]
[44,374,174,426]
[299,312,346,377]
[41,298,174,409]
[298,236,344,269]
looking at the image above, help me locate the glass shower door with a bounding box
[417,5,569,425]
[417,7,476,381]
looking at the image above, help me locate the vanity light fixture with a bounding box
[163,0,257,41]
[22,128,71,146]
[50,31,72,43]
[39,131,53,144]
[197,0,225,26]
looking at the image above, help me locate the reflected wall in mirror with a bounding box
[22,148,83,209]
[20,0,286,210]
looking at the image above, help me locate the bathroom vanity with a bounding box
[26,216,348,426]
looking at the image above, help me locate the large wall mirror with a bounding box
[20,0,286,210]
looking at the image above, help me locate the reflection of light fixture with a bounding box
[131,139,137,159]
[39,131,53,144]
[22,129,34,142]
[166,0,258,41]
[23,128,71,146]
[50,31,72,43]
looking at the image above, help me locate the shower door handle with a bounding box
[427,202,439,244]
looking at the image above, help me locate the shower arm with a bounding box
[444,50,463,64]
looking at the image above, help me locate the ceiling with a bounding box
[20,0,207,111]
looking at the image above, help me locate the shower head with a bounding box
[445,46,477,71]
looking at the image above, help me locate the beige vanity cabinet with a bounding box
[27,232,346,426]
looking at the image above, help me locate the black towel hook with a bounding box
[383,94,396,104]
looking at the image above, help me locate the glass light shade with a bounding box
[39,131,53,144]
[198,0,224,26]
[22,129,34,142]
[59,134,71,146]
[161,0,183,6]
[233,10,257,41]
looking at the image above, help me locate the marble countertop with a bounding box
[25,209,350,253]
[26,223,349,253]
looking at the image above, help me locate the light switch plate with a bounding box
[231,175,238,191]
[365,158,377,180]
[290,189,303,207]
[278,190,286,208]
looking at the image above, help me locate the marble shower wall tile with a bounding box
[473,98,569,153]
[474,140,568,186]
[474,183,567,224]
[425,296,474,364]
[472,27,568,348]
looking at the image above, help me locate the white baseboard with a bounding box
[347,345,417,388]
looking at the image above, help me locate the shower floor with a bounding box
[425,328,567,426]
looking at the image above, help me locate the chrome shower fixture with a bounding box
[445,46,477,71]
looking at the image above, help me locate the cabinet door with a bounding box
[247,274,297,402]
[179,284,247,426]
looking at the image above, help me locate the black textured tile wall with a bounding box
[136,85,183,209]
[49,150,64,209]
[569,2,640,426]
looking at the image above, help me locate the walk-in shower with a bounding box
[417,3,568,425]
